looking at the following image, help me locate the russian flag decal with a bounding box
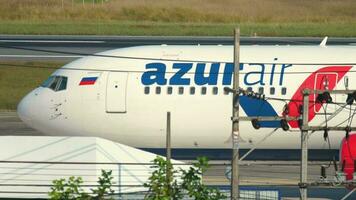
[79,77,98,85]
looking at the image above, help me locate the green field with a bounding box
[1,0,356,36]
[2,21,356,37]
[0,62,61,111]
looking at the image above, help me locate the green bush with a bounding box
[49,176,90,200]
[144,157,183,200]
[91,170,115,199]
[49,157,225,200]
[144,156,226,200]
[49,170,114,200]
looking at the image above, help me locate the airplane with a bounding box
[17,44,356,165]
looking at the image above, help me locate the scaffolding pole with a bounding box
[300,90,310,200]
[166,112,172,199]
[231,27,240,200]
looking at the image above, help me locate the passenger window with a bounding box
[190,87,195,95]
[212,87,218,95]
[270,87,275,95]
[258,87,264,94]
[144,87,150,94]
[156,87,161,94]
[167,87,173,95]
[178,87,184,95]
[224,87,229,95]
[281,87,287,95]
[201,87,207,95]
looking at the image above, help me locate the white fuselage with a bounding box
[17,45,356,151]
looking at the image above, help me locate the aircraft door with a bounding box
[314,72,338,112]
[106,72,128,113]
[314,72,337,91]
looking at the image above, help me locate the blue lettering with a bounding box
[169,63,192,85]
[141,62,292,86]
[141,63,167,85]
[244,64,266,86]
[279,64,292,85]
[222,63,244,85]
[195,63,220,85]
[269,58,278,85]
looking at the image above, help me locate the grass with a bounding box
[0,62,62,110]
[2,21,356,37]
[3,0,356,23]
[0,0,356,36]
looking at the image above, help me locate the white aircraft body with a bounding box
[17,45,356,160]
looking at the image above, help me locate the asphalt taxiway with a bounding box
[1,111,355,199]
[0,112,336,185]
[0,35,356,61]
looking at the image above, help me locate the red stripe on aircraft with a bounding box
[284,66,352,128]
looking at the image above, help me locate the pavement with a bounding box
[0,111,355,199]
[0,112,336,186]
[0,35,356,61]
[0,112,43,136]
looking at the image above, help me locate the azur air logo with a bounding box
[141,62,292,86]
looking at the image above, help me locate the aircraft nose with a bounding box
[17,91,38,127]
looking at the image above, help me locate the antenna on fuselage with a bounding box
[320,36,328,47]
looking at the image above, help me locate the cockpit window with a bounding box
[41,76,55,88]
[41,76,68,92]
[49,76,61,90]
[58,77,67,91]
